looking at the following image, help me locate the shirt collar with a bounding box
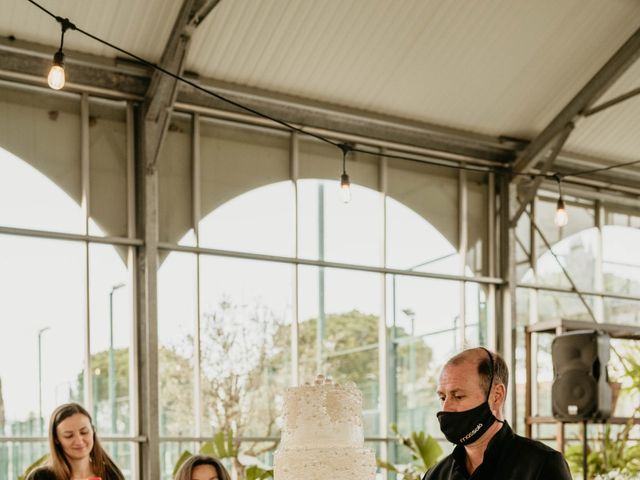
[451,421,512,477]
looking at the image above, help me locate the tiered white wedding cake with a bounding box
[274,375,376,480]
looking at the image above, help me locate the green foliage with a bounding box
[565,344,640,480]
[76,347,130,403]
[293,310,381,385]
[377,423,443,480]
[565,415,640,479]
[172,430,273,480]
[204,431,238,459]
[620,345,640,394]
[172,450,194,478]
[245,465,274,480]
[18,453,48,480]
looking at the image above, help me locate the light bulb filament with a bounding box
[554,197,568,227]
[340,173,351,203]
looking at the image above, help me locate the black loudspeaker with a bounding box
[551,330,611,421]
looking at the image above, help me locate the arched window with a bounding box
[156,119,492,472]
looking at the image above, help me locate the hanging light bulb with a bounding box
[338,144,352,203]
[553,174,568,227]
[48,50,65,90]
[340,172,351,203]
[554,196,568,227]
[47,18,75,90]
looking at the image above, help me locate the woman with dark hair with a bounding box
[174,455,232,480]
[27,402,124,480]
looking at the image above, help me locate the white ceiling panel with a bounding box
[188,0,640,141]
[1,0,182,61]
[566,59,640,163]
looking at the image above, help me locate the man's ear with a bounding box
[492,383,506,405]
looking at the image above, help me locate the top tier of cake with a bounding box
[279,375,365,449]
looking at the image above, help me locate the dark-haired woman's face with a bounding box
[192,464,218,480]
[55,413,94,461]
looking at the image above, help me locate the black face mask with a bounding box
[436,348,504,446]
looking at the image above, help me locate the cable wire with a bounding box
[24,0,640,183]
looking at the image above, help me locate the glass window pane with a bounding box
[89,99,128,237]
[0,235,85,436]
[515,287,531,327]
[537,291,596,323]
[0,441,48,479]
[298,266,381,436]
[0,87,83,234]
[386,159,459,274]
[393,329,453,439]
[199,256,292,438]
[387,275,460,438]
[535,194,594,249]
[534,228,599,291]
[603,226,640,296]
[604,298,640,325]
[298,179,383,266]
[535,334,553,418]
[515,205,532,282]
[89,244,132,435]
[464,282,488,347]
[604,203,640,228]
[159,113,194,246]
[158,252,197,436]
[199,181,294,257]
[103,442,133,479]
[160,441,199,480]
[199,121,292,256]
[388,275,461,342]
[466,172,488,276]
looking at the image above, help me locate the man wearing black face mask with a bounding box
[422,347,572,480]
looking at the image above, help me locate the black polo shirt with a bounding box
[422,422,573,480]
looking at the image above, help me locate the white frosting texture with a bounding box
[274,375,376,480]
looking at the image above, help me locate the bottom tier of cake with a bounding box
[274,446,376,480]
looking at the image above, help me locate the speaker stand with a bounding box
[582,420,588,480]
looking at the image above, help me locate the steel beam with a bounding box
[496,174,517,426]
[135,2,220,479]
[511,25,640,177]
[176,83,513,163]
[143,0,221,169]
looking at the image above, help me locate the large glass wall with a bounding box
[515,193,640,466]
[0,85,136,478]
[153,113,495,478]
[1,82,494,479]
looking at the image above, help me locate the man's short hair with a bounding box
[446,348,509,395]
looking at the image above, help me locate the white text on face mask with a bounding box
[460,423,483,443]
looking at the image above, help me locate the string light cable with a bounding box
[27,0,342,152]
[24,0,640,199]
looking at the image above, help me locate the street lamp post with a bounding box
[109,283,125,437]
[37,326,51,435]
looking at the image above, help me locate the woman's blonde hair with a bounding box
[48,402,124,480]
[174,454,232,480]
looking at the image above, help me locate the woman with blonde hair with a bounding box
[174,454,232,480]
[27,402,124,480]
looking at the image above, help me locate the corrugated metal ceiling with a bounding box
[1,0,182,61]
[2,0,640,164]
